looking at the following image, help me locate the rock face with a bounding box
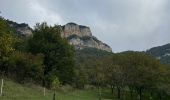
[15,25,32,36]
[7,20,112,52]
[61,23,112,52]
[61,23,92,37]
[7,20,32,36]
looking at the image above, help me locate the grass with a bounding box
[0,79,107,100]
[1,79,170,100]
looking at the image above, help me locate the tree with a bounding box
[0,78,3,96]
[74,66,89,89]
[0,17,17,75]
[8,51,44,83]
[0,34,15,73]
[0,17,16,96]
[52,77,60,100]
[27,22,75,87]
[87,57,108,100]
[107,51,167,100]
[110,54,128,99]
[155,64,170,100]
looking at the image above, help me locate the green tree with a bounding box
[87,57,108,100]
[27,22,75,87]
[52,77,60,100]
[8,51,44,83]
[0,17,19,75]
[108,51,167,100]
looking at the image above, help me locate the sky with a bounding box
[0,0,170,52]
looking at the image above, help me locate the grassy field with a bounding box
[0,79,111,100]
[1,79,170,100]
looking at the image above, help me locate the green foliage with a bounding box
[0,17,18,57]
[147,43,170,57]
[27,22,75,87]
[106,51,170,99]
[0,17,44,85]
[0,34,15,56]
[147,43,170,65]
[75,48,112,69]
[1,16,170,99]
[112,51,161,87]
[76,47,112,57]
[74,48,112,88]
[74,66,89,88]
[52,77,60,91]
[74,50,170,99]
[8,51,44,83]
[0,17,10,35]
[0,19,75,88]
[0,17,18,76]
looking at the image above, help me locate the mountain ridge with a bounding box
[7,20,112,52]
[146,43,170,65]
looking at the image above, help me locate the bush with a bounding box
[8,51,44,83]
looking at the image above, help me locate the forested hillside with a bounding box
[1,17,170,100]
[147,43,170,65]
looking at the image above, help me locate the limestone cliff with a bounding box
[61,23,92,37]
[7,21,112,52]
[61,23,112,52]
[7,20,32,36]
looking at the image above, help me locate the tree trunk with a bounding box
[53,91,56,100]
[159,92,162,100]
[0,79,3,96]
[150,92,153,100]
[98,85,102,100]
[139,88,142,100]
[111,85,114,94]
[117,87,121,99]
[130,89,133,99]
[43,87,46,96]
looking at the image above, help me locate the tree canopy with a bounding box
[27,22,75,87]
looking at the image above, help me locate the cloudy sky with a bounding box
[1,0,170,52]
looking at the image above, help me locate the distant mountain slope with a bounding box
[76,47,113,61]
[147,43,170,65]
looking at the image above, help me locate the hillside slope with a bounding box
[147,43,170,65]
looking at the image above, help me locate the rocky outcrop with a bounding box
[15,25,32,36]
[61,22,92,37]
[7,20,112,52]
[67,35,112,52]
[62,23,112,52]
[7,20,32,36]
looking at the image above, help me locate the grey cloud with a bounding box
[0,0,170,52]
